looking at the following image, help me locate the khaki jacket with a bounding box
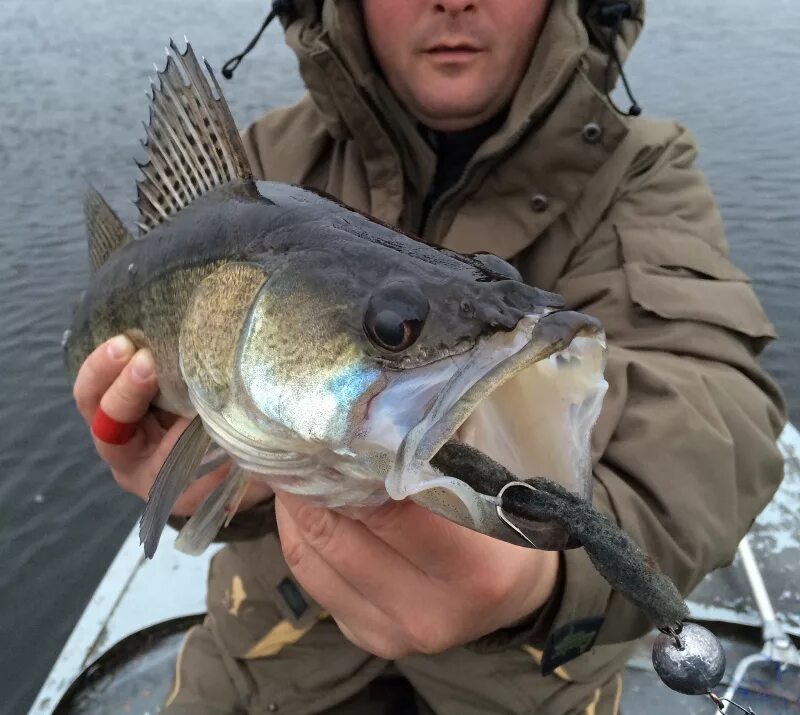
[196,0,786,711]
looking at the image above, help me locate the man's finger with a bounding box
[91,348,160,464]
[275,495,411,660]
[151,407,181,430]
[98,348,159,425]
[277,494,430,628]
[108,416,189,499]
[73,335,136,423]
[353,498,495,580]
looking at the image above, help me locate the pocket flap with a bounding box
[624,262,775,339]
[620,227,750,281]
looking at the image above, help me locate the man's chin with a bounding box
[409,91,503,131]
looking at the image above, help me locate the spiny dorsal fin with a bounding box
[136,39,253,235]
[84,187,132,272]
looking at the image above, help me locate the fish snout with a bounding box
[469,281,565,331]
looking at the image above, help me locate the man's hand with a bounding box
[275,492,560,660]
[73,335,270,515]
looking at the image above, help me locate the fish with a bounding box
[63,41,608,559]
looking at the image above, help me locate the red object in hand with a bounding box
[91,406,138,445]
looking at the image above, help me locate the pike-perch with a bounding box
[64,41,608,560]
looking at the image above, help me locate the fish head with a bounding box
[343,254,607,550]
[180,209,606,549]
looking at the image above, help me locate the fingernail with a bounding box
[130,350,155,382]
[106,335,133,360]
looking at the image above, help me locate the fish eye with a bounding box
[364,282,429,353]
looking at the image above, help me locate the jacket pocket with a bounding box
[619,227,775,340]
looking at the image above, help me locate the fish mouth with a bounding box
[356,309,608,547]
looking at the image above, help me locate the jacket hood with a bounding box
[278,0,644,146]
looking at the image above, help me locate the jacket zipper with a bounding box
[418,163,480,241]
[417,118,535,242]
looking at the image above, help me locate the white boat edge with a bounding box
[27,422,800,715]
[27,526,221,715]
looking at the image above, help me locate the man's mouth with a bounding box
[424,42,484,61]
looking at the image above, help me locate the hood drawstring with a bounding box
[596,2,642,116]
[222,0,294,80]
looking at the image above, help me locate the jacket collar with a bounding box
[280,0,643,226]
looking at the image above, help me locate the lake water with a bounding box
[0,1,798,711]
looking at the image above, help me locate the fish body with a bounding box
[65,42,608,557]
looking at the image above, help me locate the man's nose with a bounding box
[434,1,477,16]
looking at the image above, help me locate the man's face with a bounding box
[362,0,551,131]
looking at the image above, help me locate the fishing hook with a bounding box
[708,692,756,714]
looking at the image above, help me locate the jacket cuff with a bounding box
[533,542,611,672]
[166,496,278,543]
[467,545,612,671]
[468,478,621,671]
[521,478,616,673]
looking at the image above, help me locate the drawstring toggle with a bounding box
[222,0,295,80]
[596,2,643,117]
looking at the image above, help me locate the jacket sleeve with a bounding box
[506,126,785,652]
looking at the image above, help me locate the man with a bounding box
[73,1,786,713]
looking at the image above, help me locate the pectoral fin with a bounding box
[139,415,211,558]
[174,464,250,556]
